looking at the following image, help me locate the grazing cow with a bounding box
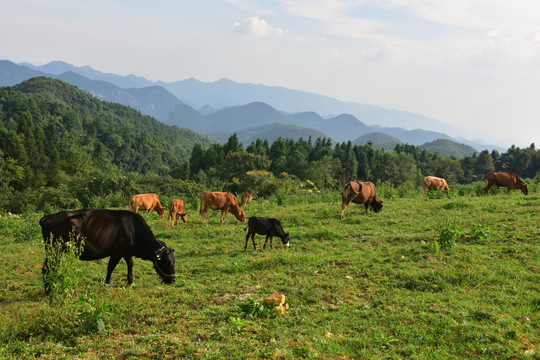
[422,176,450,195]
[340,181,383,219]
[244,216,290,251]
[129,193,166,219]
[240,191,253,207]
[39,209,176,294]
[168,199,188,229]
[484,172,529,195]
[199,191,246,224]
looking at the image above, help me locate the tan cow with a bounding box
[240,191,253,207]
[129,193,166,219]
[200,192,246,224]
[422,176,450,195]
[168,199,188,229]
[484,172,529,195]
[340,181,383,219]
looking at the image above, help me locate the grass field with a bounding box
[0,186,538,359]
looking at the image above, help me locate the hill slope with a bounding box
[352,132,403,150]
[2,77,213,175]
[420,139,477,158]
[209,123,328,144]
[56,71,183,123]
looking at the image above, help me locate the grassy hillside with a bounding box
[0,186,538,359]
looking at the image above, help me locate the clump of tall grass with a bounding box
[42,232,85,302]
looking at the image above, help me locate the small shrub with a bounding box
[437,221,462,249]
[76,286,113,333]
[239,297,266,318]
[426,190,446,199]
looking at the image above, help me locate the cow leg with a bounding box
[484,183,492,195]
[124,256,134,284]
[340,202,349,220]
[263,235,269,249]
[269,235,274,249]
[105,255,122,284]
[200,209,207,224]
[244,231,251,251]
[251,233,257,250]
[364,203,369,215]
[221,209,229,224]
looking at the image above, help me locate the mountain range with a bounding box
[0,59,502,156]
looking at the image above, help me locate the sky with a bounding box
[1,0,539,148]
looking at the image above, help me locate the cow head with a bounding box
[234,209,247,222]
[520,183,529,195]
[153,242,176,284]
[179,212,188,223]
[371,198,383,213]
[156,206,166,219]
[281,233,290,248]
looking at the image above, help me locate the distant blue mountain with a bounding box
[0,59,505,152]
[209,123,328,144]
[23,60,153,88]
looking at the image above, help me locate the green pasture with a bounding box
[0,187,538,359]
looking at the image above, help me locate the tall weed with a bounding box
[42,231,85,302]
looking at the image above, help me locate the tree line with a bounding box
[0,77,538,213]
[187,134,539,193]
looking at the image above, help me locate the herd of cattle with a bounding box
[38,171,529,294]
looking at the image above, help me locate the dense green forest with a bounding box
[0,77,538,213]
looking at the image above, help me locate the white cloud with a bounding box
[232,16,288,37]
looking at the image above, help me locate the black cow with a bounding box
[40,209,176,294]
[244,216,290,251]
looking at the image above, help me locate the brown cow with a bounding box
[168,199,188,229]
[484,172,529,195]
[200,191,246,224]
[240,191,253,207]
[129,193,166,219]
[422,176,450,195]
[340,181,383,219]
